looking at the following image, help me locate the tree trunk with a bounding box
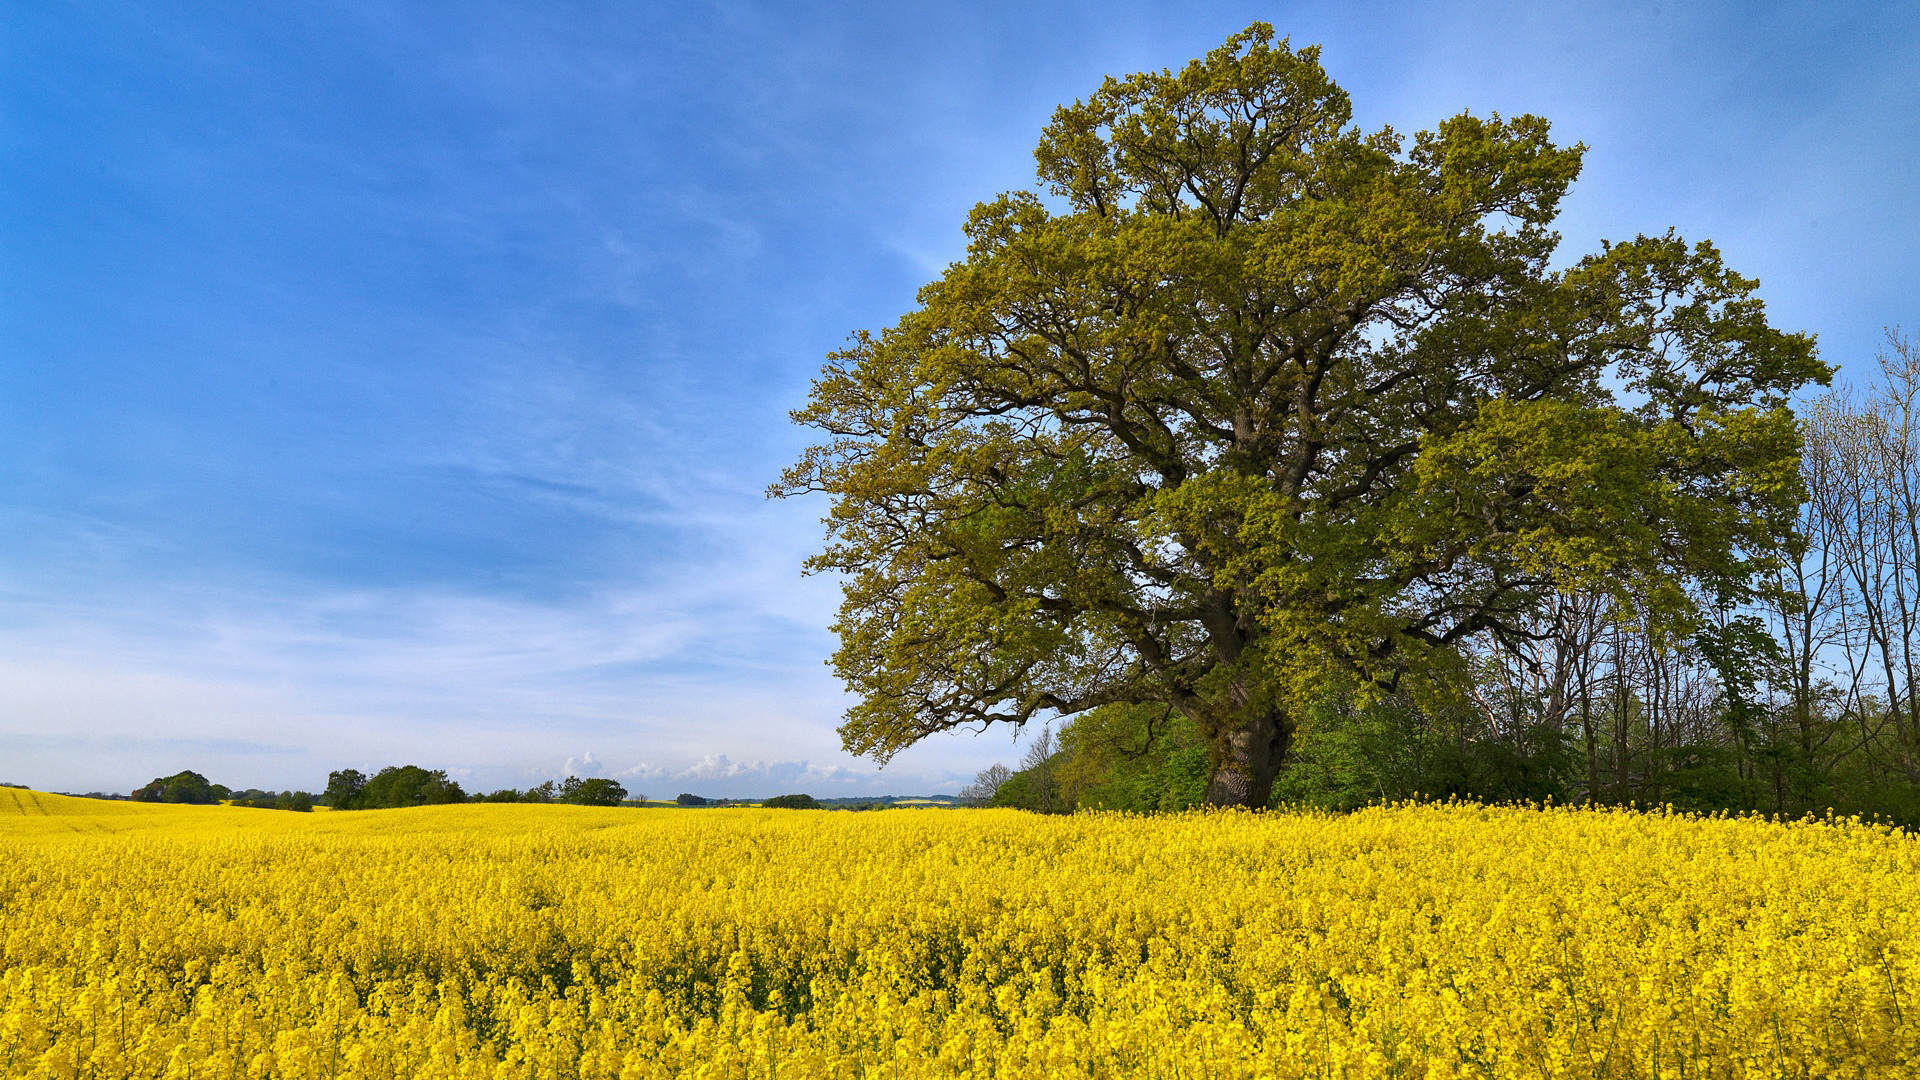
[1205,711,1292,808]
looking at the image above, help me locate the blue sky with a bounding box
[3,1,1917,797]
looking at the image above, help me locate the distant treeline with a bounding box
[329,767,633,808]
[115,770,962,812]
[124,766,639,810]
[131,771,314,811]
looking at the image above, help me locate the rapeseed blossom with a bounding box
[2,787,1914,1077]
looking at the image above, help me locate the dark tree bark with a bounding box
[1205,711,1292,808]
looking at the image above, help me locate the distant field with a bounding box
[2,791,1916,1077]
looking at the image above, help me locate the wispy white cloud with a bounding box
[606,754,926,800]
[0,558,1007,796]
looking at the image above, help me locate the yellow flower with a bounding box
[2,790,1916,1078]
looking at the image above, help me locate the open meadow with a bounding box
[2,788,1917,1078]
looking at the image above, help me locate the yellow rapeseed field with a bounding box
[2,787,1916,1078]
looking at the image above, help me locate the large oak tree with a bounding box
[775,26,1824,808]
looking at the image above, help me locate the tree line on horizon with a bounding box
[119,767,846,811]
[320,767,633,808]
[129,770,314,811]
[121,767,639,810]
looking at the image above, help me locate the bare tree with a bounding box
[1462,589,1609,783]
[1805,331,1920,783]
[1020,724,1060,813]
[958,763,1011,808]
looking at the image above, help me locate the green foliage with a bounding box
[1040,683,1920,825]
[559,777,628,806]
[323,769,365,809]
[228,789,315,812]
[959,764,1012,807]
[1046,692,1575,814]
[777,23,1824,807]
[330,766,465,811]
[470,780,632,806]
[985,768,1050,811]
[131,771,226,805]
[1274,696,1574,811]
[1056,704,1210,812]
[131,774,311,811]
[362,766,465,809]
[675,793,709,807]
[762,793,822,810]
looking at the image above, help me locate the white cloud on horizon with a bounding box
[601,754,913,799]
[0,564,1011,797]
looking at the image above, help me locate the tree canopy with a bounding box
[559,777,628,806]
[776,25,1825,807]
[131,770,226,805]
[326,766,466,810]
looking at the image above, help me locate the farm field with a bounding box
[2,790,1916,1078]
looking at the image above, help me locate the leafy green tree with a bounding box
[354,765,465,809]
[131,770,225,804]
[674,793,709,806]
[776,24,1823,807]
[1056,704,1211,812]
[986,724,1071,812]
[324,769,367,809]
[984,768,1047,811]
[559,776,628,806]
[227,788,316,812]
[1274,692,1573,810]
[762,793,821,809]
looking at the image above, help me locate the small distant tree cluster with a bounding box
[228,789,316,812]
[675,793,709,806]
[132,771,227,805]
[560,777,629,806]
[479,780,558,803]
[96,765,650,812]
[762,793,821,809]
[127,771,313,811]
[323,766,465,810]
